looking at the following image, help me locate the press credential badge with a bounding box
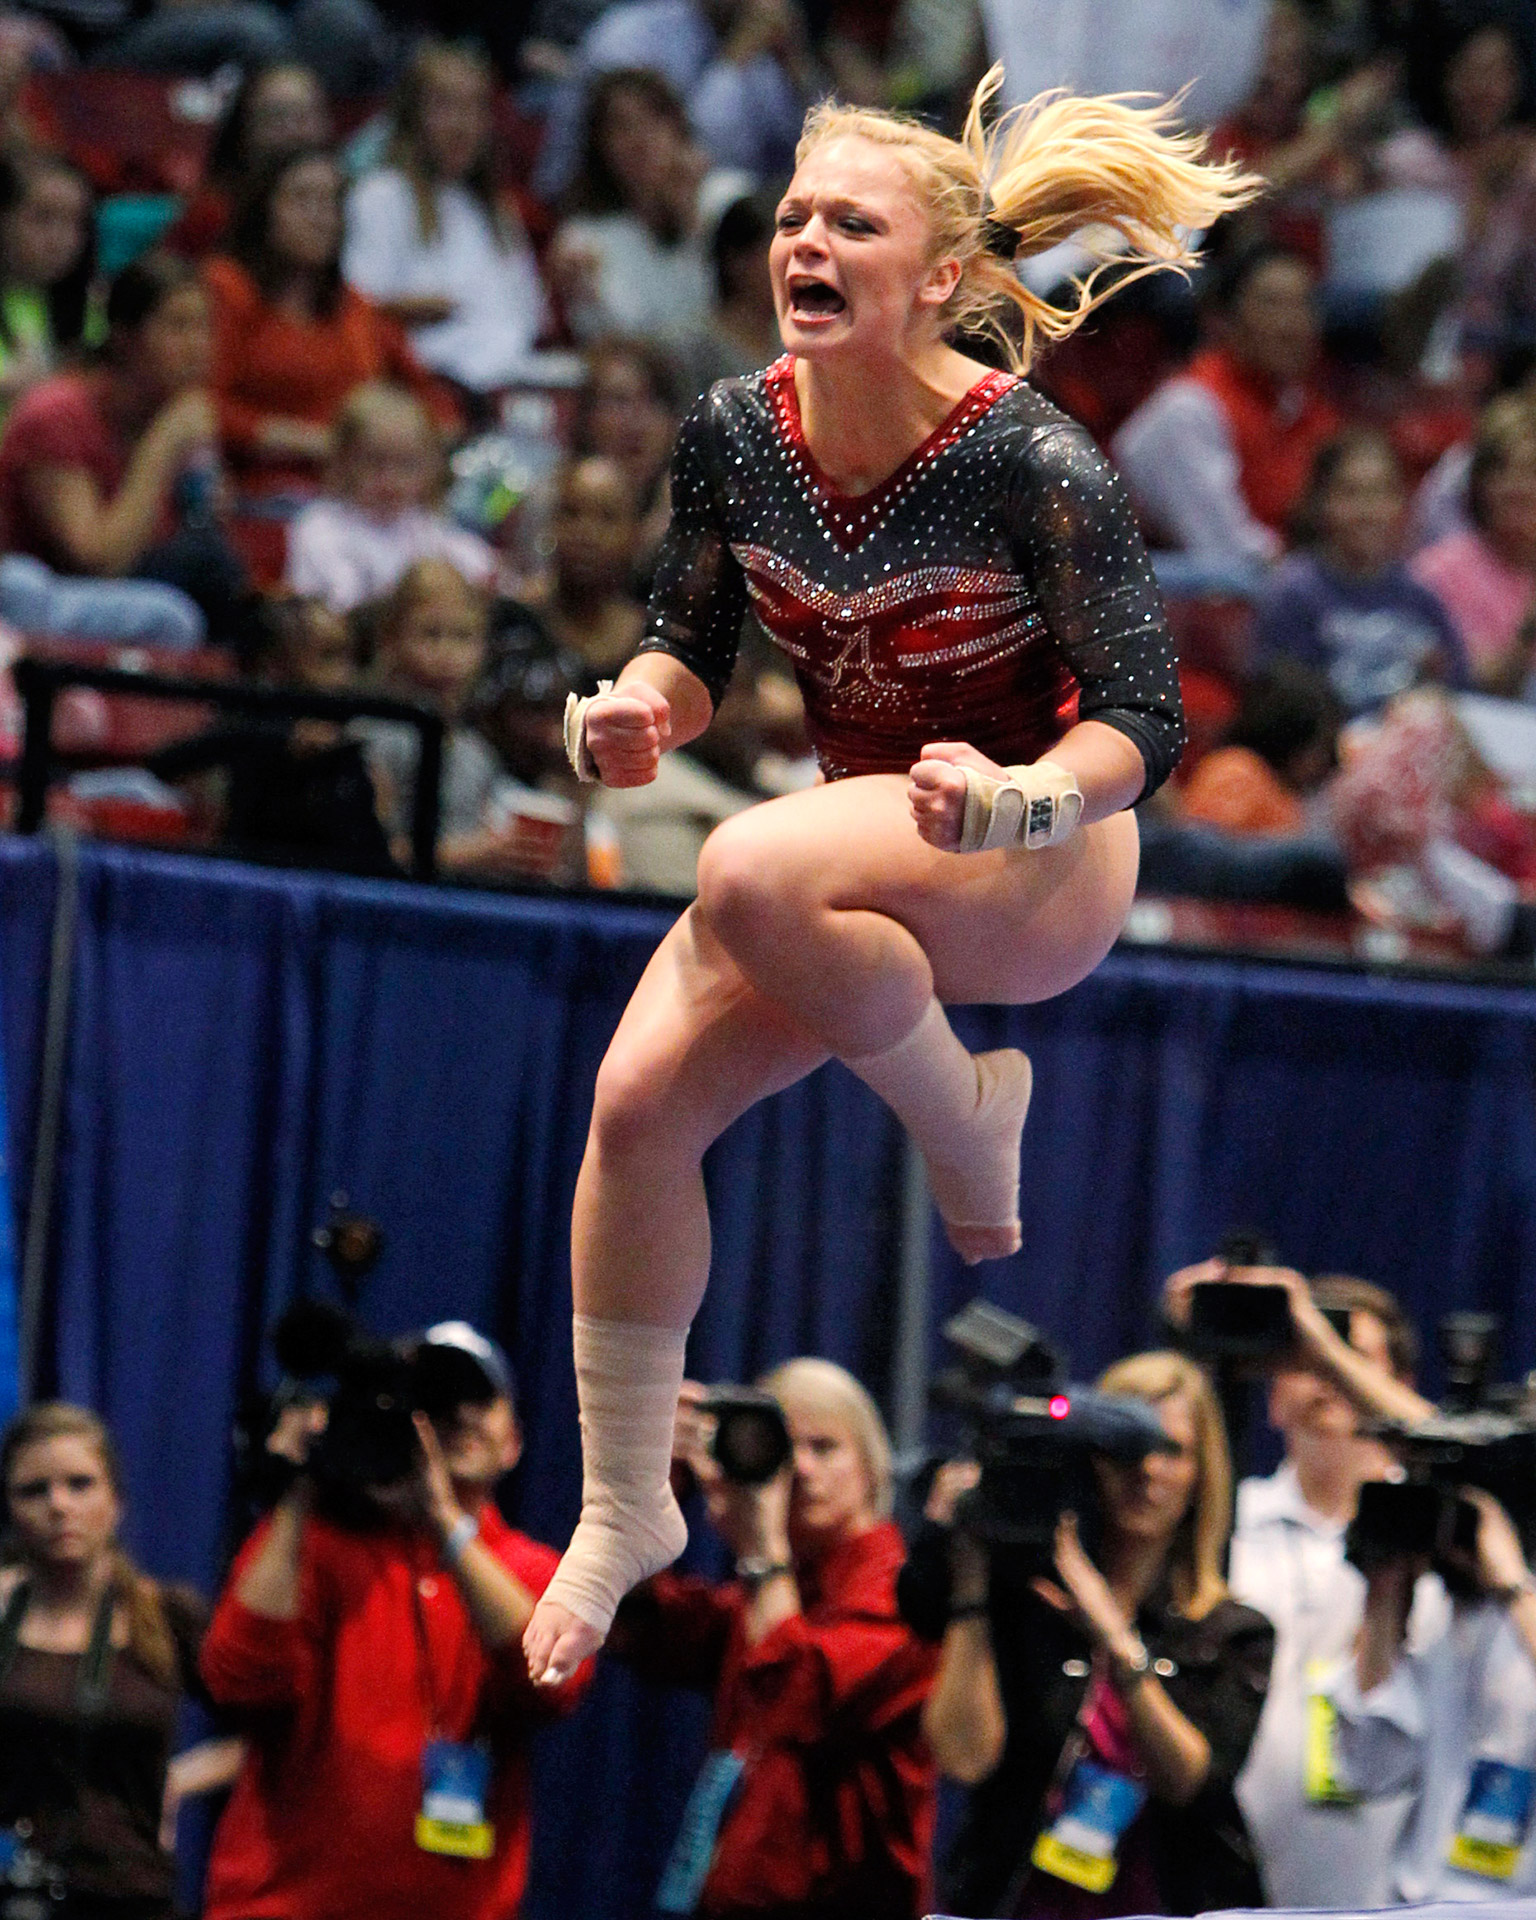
[416,1739,495,1860]
[1031,1757,1148,1893]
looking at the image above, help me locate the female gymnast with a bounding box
[525,70,1261,1685]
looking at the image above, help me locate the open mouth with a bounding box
[787,275,846,319]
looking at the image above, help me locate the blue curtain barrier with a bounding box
[2,837,1535,1920]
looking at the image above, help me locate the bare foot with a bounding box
[524,1596,606,1688]
[924,1049,1032,1264]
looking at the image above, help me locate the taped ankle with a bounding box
[540,1315,689,1637]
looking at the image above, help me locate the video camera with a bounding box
[233,1300,507,1526]
[928,1300,1176,1566]
[1174,1233,1354,1367]
[1346,1313,1536,1581]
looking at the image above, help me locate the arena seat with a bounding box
[23,640,233,763]
[22,69,217,195]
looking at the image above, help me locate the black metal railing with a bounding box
[11,658,446,881]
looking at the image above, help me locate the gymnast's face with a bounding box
[771,135,960,362]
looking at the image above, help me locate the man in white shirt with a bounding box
[1329,1488,1536,1902]
[1235,1276,1459,1906]
[1167,1265,1445,1906]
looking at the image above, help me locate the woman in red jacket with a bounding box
[202,145,459,502]
[612,1358,938,1920]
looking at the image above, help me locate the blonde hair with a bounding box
[757,1356,894,1520]
[377,556,487,649]
[334,380,434,457]
[797,65,1264,372]
[2,1403,180,1687]
[331,381,443,501]
[1094,1350,1231,1620]
[1470,392,1536,533]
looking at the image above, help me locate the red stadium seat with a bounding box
[22,69,215,196]
[23,640,234,762]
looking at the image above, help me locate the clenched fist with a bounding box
[585,683,672,787]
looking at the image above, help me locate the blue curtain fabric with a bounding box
[1,837,1535,1919]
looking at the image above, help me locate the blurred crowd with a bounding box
[10,1263,1536,1918]
[0,0,1533,941]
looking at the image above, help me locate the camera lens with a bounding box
[706,1391,792,1485]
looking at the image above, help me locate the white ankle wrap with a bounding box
[562,680,615,783]
[957,758,1083,853]
[538,1314,689,1636]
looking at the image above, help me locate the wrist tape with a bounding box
[563,679,615,783]
[957,758,1084,853]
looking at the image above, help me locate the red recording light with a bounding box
[1048,1395,1071,1420]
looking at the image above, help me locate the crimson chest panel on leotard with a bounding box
[637,354,1185,791]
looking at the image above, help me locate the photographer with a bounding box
[200,1321,592,1920]
[610,1359,938,1920]
[919,1351,1273,1918]
[1323,1488,1536,1900]
[0,1402,240,1920]
[1174,1265,1452,1907]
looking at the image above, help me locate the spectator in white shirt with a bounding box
[977,0,1270,130]
[548,67,754,350]
[285,381,495,614]
[1222,1272,1450,1907]
[343,42,549,395]
[1329,1487,1536,1902]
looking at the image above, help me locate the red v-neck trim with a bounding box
[765,353,1018,551]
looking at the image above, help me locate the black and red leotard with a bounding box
[637,354,1184,792]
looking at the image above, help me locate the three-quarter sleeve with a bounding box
[1010,420,1186,797]
[634,394,748,711]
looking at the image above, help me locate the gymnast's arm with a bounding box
[581,398,748,787]
[1013,420,1186,818]
[912,420,1183,838]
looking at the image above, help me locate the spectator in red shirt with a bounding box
[611,1357,938,1920]
[200,1320,591,1920]
[1113,242,1343,569]
[202,145,459,503]
[0,248,251,638]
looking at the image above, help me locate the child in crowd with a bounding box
[486,454,645,695]
[285,381,496,613]
[359,556,549,879]
[154,595,398,874]
[1257,430,1469,716]
[1182,659,1343,836]
[571,335,680,587]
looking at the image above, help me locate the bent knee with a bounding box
[590,1042,673,1158]
[696,814,813,954]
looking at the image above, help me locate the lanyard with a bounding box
[407,1553,472,1741]
[998,1650,1128,1917]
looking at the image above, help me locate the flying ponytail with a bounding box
[796,65,1265,372]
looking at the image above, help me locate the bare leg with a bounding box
[571,907,828,1327]
[525,910,826,1683]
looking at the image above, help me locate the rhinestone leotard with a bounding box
[637,355,1185,792]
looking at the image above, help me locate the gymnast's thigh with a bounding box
[698,773,1140,1007]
